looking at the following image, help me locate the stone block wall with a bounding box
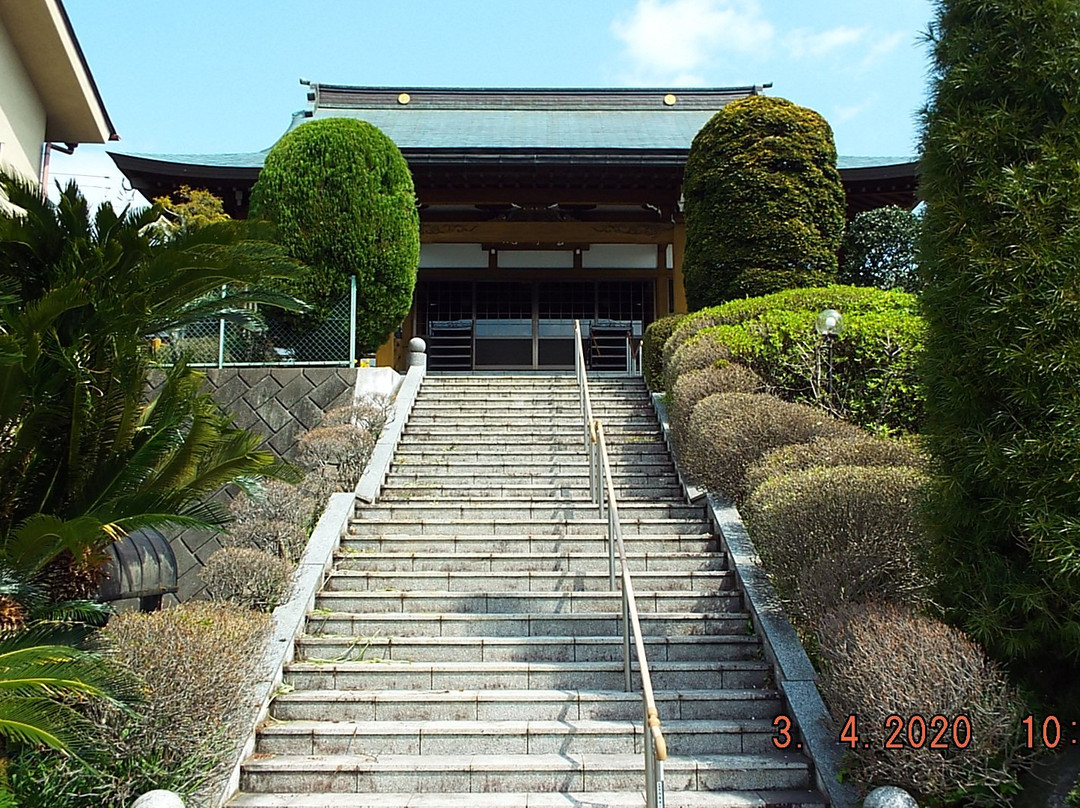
[151,367,358,601]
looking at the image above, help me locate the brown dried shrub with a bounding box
[319,395,393,433]
[683,392,858,502]
[743,465,930,623]
[70,602,272,802]
[200,547,294,611]
[816,603,1027,805]
[664,330,732,393]
[296,424,375,491]
[227,478,315,562]
[744,433,927,495]
[669,362,764,449]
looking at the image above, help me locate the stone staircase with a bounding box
[230,373,826,807]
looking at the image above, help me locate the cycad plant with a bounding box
[0,172,303,588]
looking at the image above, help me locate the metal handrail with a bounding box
[573,320,667,808]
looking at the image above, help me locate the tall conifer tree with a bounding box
[919,0,1080,674]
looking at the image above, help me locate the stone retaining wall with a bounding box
[150,367,358,601]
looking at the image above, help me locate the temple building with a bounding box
[112,84,917,371]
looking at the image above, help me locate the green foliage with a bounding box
[664,287,925,434]
[743,465,931,624]
[839,205,921,292]
[669,363,763,447]
[250,118,420,351]
[919,0,1080,673]
[682,95,846,307]
[152,185,230,231]
[0,173,301,579]
[641,314,686,391]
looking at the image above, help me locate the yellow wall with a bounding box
[0,18,46,181]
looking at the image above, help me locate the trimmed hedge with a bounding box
[683,392,858,503]
[669,363,763,448]
[250,118,419,351]
[816,604,1027,805]
[743,465,930,623]
[662,286,925,434]
[642,314,686,391]
[682,95,845,307]
[744,433,925,495]
[664,330,733,392]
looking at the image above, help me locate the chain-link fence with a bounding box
[158,277,366,367]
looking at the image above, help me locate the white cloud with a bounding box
[785,26,867,59]
[833,97,873,124]
[860,31,906,70]
[612,0,774,81]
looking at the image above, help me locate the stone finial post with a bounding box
[131,791,185,808]
[407,337,427,371]
[864,786,919,808]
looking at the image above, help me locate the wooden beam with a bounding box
[421,220,674,244]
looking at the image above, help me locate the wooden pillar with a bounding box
[671,219,688,313]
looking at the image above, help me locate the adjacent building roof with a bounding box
[0,0,117,143]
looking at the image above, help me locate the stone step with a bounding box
[270,687,783,723]
[332,551,723,574]
[229,790,827,807]
[385,471,678,488]
[410,403,654,415]
[304,611,748,639]
[295,633,758,664]
[256,717,781,757]
[321,568,732,593]
[312,589,740,615]
[390,457,676,473]
[378,484,686,501]
[339,534,716,555]
[352,503,705,522]
[393,442,669,457]
[240,751,810,794]
[283,659,771,692]
[347,518,713,537]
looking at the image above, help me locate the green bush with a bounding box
[200,547,294,611]
[669,363,763,448]
[664,330,733,392]
[662,286,925,434]
[682,95,845,307]
[250,118,420,351]
[743,465,930,623]
[919,0,1080,679]
[642,314,686,391]
[839,205,921,292]
[816,603,1027,806]
[683,392,858,503]
[11,603,270,807]
[745,433,925,495]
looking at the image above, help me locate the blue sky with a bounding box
[51,0,935,208]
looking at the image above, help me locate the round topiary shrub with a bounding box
[642,314,686,391]
[682,95,845,307]
[744,433,926,495]
[227,479,316,563]
[816,603,1027,805]
[296,423,376,492]
[662,307,728,375]
[664,330,733,392]
[200,547,294,612]
[683,392,858,502]
[743,465,930,622]
[669,363,764,449]
[249,118,419,352]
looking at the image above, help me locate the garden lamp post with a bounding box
[815,308,843,403]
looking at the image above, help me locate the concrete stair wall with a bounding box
[229,373,826,808]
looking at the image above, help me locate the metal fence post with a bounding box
[217,285,226,369]
[349,275,358,366]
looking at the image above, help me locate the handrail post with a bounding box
[622,590,631,691]
[645,701,657,808]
